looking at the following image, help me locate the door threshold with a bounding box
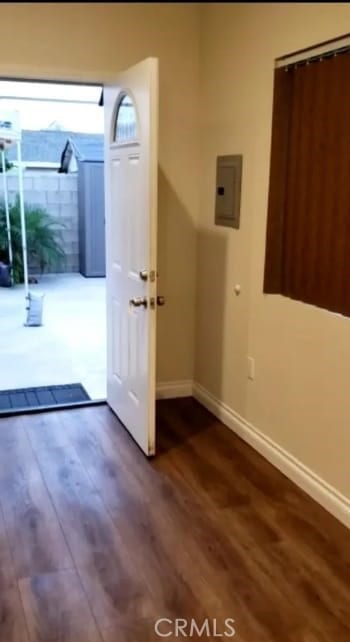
[0,398,107,418]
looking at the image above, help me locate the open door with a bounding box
[104,58,158,456]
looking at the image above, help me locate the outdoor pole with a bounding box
[16,140,29,304]
[1,149,13,282]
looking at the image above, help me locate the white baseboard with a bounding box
[156,380,193,400]
[193,382,350,529]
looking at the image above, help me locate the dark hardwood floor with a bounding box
[0,398,349,641]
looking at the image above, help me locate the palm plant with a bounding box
[0,195,66,284]
[0,155,13,173]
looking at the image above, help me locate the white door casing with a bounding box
[104,58,158,456]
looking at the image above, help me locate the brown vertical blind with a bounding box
[264,50,350,317]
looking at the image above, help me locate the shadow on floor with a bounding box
[156,397,218,455]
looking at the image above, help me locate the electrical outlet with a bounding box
[247,356,255,380]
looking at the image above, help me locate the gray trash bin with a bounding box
[0,262,11,287]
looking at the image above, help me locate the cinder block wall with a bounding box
[6,170,79,273]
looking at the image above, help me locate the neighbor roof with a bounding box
[58,136,104,173]
[7,129,103,165]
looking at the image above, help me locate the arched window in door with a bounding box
[114,93,138,143]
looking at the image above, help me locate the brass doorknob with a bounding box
[139,270,158,282]
[157,295,165,306]
[130,297,147,308]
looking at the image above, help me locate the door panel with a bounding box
[111,300,122,383]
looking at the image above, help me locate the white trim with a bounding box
[193,382,350,529]
[9,161,60,171]
[156,380,193,400]
[25,161,60,170]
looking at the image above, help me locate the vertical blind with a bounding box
[264,49,350,317]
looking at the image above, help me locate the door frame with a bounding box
[0,65,122,414]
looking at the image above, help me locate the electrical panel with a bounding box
[215,154,242,229]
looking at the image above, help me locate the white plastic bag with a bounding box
[25,291,44,327]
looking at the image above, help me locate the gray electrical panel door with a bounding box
[215,154,242,229]
[78,161,106,277]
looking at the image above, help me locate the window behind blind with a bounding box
[264,48,350,317]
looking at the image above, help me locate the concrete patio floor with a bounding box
[0,273,106,401]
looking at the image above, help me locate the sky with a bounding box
[0,81,104,133]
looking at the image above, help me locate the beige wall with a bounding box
[196,3,350,498]
[0,2,200,383]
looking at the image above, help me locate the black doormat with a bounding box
[0,383,90,411]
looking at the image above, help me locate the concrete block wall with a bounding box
[6,170,79,273]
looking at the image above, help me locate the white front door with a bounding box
[104,58,158,456]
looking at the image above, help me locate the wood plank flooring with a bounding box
[0,398,349,641]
